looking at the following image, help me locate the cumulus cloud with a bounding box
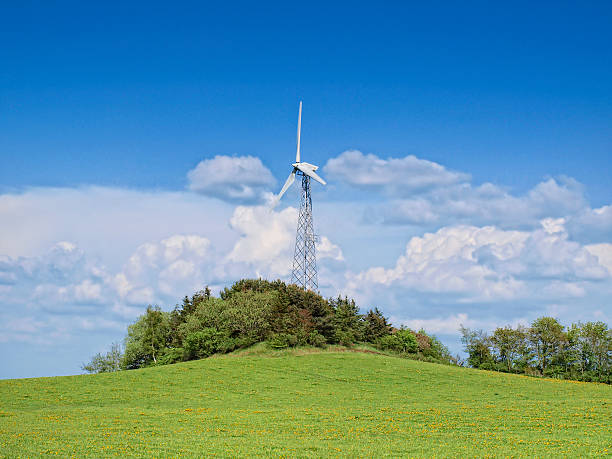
[0,233,221,378]
[226,205,298,277]
[187,155,276,204]
[0,186,234,261]
[324,150,468,194]
[348,225,527,302]
[0,186,345,350]
[585,243,612,275]
[122,234,214,300]
[0,233,214,326]
[317,236,344,262]
[398,313,483,335]
[567,205,612,243]
[380,177,587,228]
[347,220,610,306]
[324,151,590,231]
[225,205,346,279]
[0,241,109,313]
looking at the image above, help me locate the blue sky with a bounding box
[1,1,611,379]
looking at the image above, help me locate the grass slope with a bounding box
[1,347,610,457]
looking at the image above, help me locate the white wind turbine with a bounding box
[277,101,326,291]
[278,101,327,199]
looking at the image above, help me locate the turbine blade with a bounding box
[296,101,302,163]
[296,164,326,185]
[278,169,296,199]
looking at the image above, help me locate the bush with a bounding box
[378,334,401,352]
[183,328,232,360]
[378,330,418,354]
[396,329,418,353]
[267,333,298,349]
[82,343,122,374]
[335,330,355,347]
[308,330,327,348]
[157,347,184,365]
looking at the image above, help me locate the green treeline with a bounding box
[461,317,611,383]
[84,278,611,385]
[84,279,453,373]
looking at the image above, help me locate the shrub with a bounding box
[267,333,298,349]
[378,334,401,352]
[335,330,355,347]
[396,329,419,353]
[308,330,327,348]
[183,328,232,360]
[157,347,184,365]
[415,332,431,352]
[82,343,122,374]
[378,329,418,354]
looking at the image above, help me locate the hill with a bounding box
[1,347,610,457]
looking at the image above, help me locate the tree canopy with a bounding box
[461,318,611,383]
[84,279,454,373]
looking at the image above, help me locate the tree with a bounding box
[331,296,363,343]
[143,306,168,363]
[122,306,170,369]
[183,328,232,360]
[82,342,122,374]
[222,291,274,339]
[490,325,529,373]
[460,326,493,369]
[577,321,611,382]
[363,308,392,342]
[528,317,567,375]
[395,329,419,353]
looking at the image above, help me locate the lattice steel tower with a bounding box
[277,101,326,291]
[291,173,318,290]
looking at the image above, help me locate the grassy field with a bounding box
[0,346,610,457]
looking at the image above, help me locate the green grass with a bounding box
[1,346,610,457]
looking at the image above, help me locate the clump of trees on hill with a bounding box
[83,279,454,373]
[461,317,611,383]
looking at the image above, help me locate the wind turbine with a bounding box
[277,101,326,291]
[278,102,327,198]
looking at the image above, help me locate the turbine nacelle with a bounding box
[292,162,317,170]
[292,162,326,185]
[277,102,326,200]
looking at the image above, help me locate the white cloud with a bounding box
[324,151,590,231]
[226,205,298,277]
[317,236,344,261]
[224,205,346,281]
[540,217,566,234]
[324,150,468,194]
[348,225,527,301]
[73,279,103,302]
[541,281,586,298]
[0,233,216,350]
[397,313,497,336]
[187,155,276,204]
[123,234,213,299]
[381,177,587,228]
[585,243,612,275]
[568,204,612,243]
[400,313,471,335]
[347,221,610,306]
[0,186,234,263]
